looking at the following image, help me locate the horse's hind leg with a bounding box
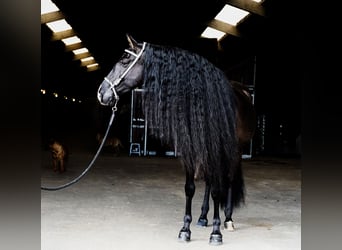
[178,170,195,242]
[224,186,235,231]
[209,186,223,245]
[224,154,243,231]
[197,182,235,230]
[197,181,210,227]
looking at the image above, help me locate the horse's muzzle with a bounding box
[97,85,114,106]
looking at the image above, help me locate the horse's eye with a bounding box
[121,57,132,66]
[118,51,134,66]
[119,53,129,61]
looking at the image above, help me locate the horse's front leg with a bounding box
[178,170,195,242]
[197,181,210,227]
[209,186,223,245]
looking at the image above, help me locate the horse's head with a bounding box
[97,34,145,107]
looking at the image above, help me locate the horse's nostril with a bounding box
[103,91,113,103]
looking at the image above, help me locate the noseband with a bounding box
[98,42,146,107]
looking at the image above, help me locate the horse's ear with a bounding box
[126,34,139,49]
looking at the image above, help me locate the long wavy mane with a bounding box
[141,43,241,205]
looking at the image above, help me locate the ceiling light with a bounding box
[46,19,72,33]
[61,36,82,46]
[72,48,88,55]
[201,27,226,40]
[41,0,59,15]
[214,4,249,26]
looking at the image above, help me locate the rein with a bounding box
[41,101,119,191]
[42,42,146,191]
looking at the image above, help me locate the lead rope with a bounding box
[41,101,119,191]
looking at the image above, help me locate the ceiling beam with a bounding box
[80,58,96,67]
[41,11,64,24]
[207,19,241,37]
[224,0,266,17]
[51,30,76,41]
[64,43,84,52]
[73,52,92,60]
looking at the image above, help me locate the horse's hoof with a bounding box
[224,220,235,231]
[178,231,191,242]
[209,233,223,245]
[197,218,208,227]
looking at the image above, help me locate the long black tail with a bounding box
[231,159,245,208]
[219,158,245,209]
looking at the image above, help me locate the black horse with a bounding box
[97,34,255,245]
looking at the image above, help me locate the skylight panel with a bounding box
[87,63,98,68]
[201,27,226,40]
[46,19,72,33]
[80,57,94,62]
[61,36,82,46]
[214,4,249,26]
[41,0,59,15]
[72,48,88,55]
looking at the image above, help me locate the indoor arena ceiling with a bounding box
[41,0,301,98]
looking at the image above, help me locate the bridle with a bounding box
[97,42,146,108]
